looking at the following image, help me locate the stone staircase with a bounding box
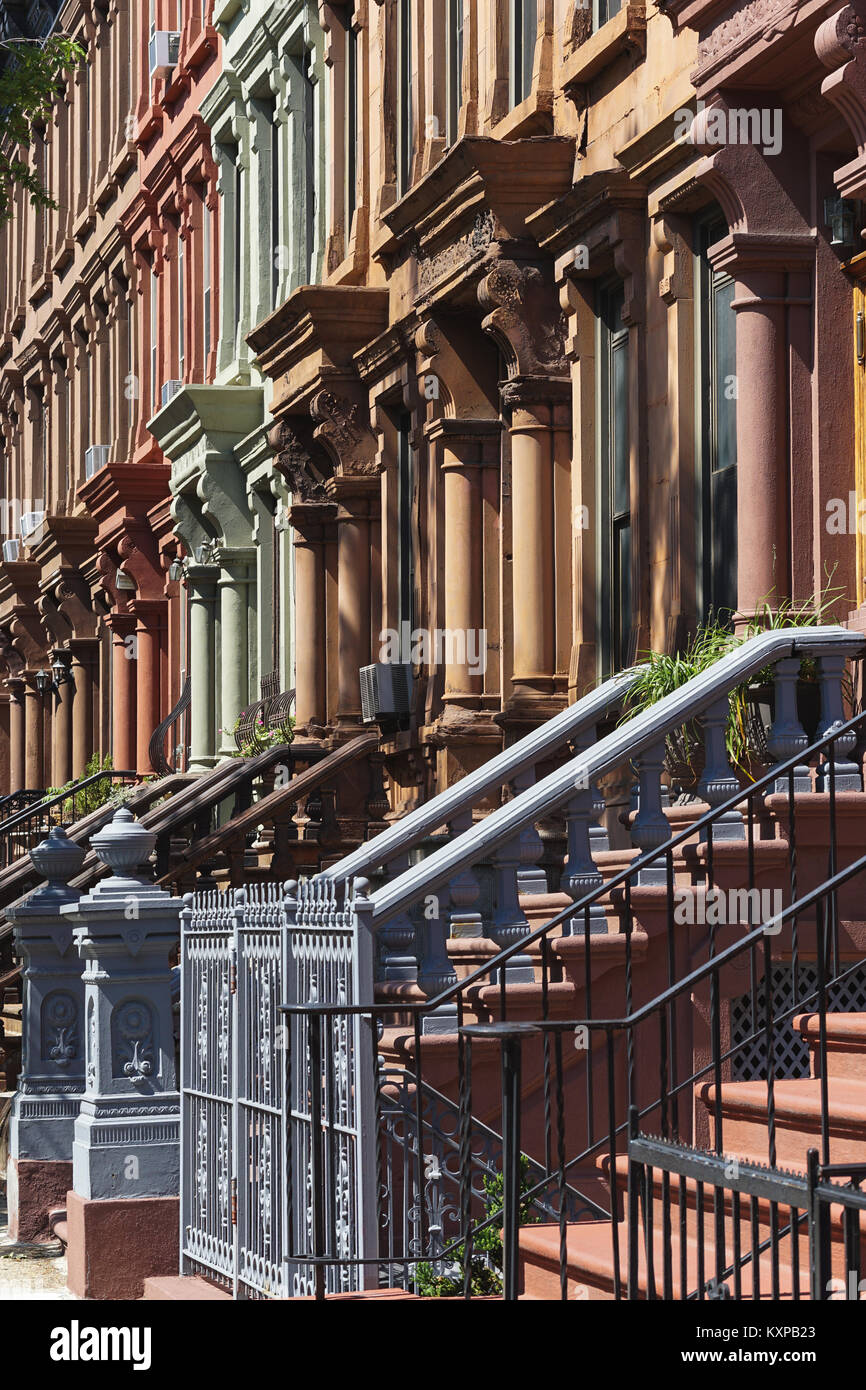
[518,1010,866,1299]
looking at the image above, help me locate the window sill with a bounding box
[28,271,52,306]
[179,20,218,77]
[489,87,554,142]
[72,204,96,244]
[51,239,75,277]
[561,5,647,89]
[111,140,137,181]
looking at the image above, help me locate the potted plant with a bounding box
[622,576,849,797]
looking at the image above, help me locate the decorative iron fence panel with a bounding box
[180,888,236,1293]
[180,879,378,1299]
[284,879,378,1296]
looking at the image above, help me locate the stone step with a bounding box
[518,1216,812,1301]
[796,1012,866,1079]
[700,1076,866,1168]
[601,1153,864,1278]
[48,1209,67,1248]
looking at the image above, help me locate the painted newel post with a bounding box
[61,807,182,1300]
[6,827,86,1241]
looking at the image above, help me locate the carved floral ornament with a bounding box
[696,0,800,67]
[268,419,328,501]
[478,260,568,379]
[414,210,496,293]
[310,390,380,476]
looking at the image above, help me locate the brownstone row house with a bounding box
[0,0,218,795]
[247,0,866,831]
[2,0,866,815]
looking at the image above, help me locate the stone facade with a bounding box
[1,0,865,806]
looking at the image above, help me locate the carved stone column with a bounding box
[217,550,256,759]
[186,564,218,771]
[290,503,334,729]
[69,640,96,780]
[332,485,375,727]
[311,390,382,732]
[132,601,165,774]
[480,260,571,729]
[24,679,45,790]
[7,677,26,791]
[51,649,74,788]
[108,614,137,773]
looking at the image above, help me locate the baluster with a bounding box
[559,781,606,934]
[696,698,744,840]
[510,767,548,895]
[416,819,463,1031]
[815,650,861,790]
[376,852,418,985]
[445,809,485,938]
[489,833,535,980]
[631,742,673,881]
[766,657,810,793]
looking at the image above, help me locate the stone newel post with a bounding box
[6,827,86,1242]
[60,807,182,1299]
[63,807,181,1199]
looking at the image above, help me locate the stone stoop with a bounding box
[518,1012,866,1300]
[142,1276,419,1301]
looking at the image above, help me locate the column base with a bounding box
[496,689,567,737]
[65,1190,180,1300]
[429,706,502,793]
[6,1157,72,1243]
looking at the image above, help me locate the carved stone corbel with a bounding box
[816,2,866,200]
[268,419,329,500]
[310,390,380,476]
[478,259,568,380]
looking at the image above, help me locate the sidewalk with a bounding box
[0,1192,77,1301]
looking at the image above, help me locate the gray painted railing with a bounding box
[321,666,642,883]
[366,627,862,957]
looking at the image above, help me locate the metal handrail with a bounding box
[148,676,191,776]
[321,666,643,884]
[368,625,863,927]
[0,768,138,837]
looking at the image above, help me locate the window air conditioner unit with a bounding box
[148,31,180,79]
[359,663,413,723]
[19,510,45,543]
[160,379,183,407]
[2,538,20,563]
[85,443,109,479]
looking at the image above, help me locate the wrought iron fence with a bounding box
[180,879,378,1299]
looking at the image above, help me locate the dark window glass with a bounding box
[447,0,463,145]
[397,0,413,195]
[510,0,537,108]
[697,215,738,620]
[398,413,415,633]
[599,283,631,674]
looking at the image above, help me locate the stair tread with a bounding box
[520,1219,811,1299]
[701,1076,866,1126]
[796,1012,866,1041]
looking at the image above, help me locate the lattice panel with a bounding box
[731,964,866,1081]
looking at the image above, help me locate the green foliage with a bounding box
[621,574,849,777]
[0,35,86,224]
[228,715,295,759]
[413,1156,539,1298]
[46,752,116,821]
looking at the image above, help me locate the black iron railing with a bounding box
[0,789,44,822]
[0,768,138,870]
[148,675,191,776]
[234,675,295,753]
[285,698,866,1298]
